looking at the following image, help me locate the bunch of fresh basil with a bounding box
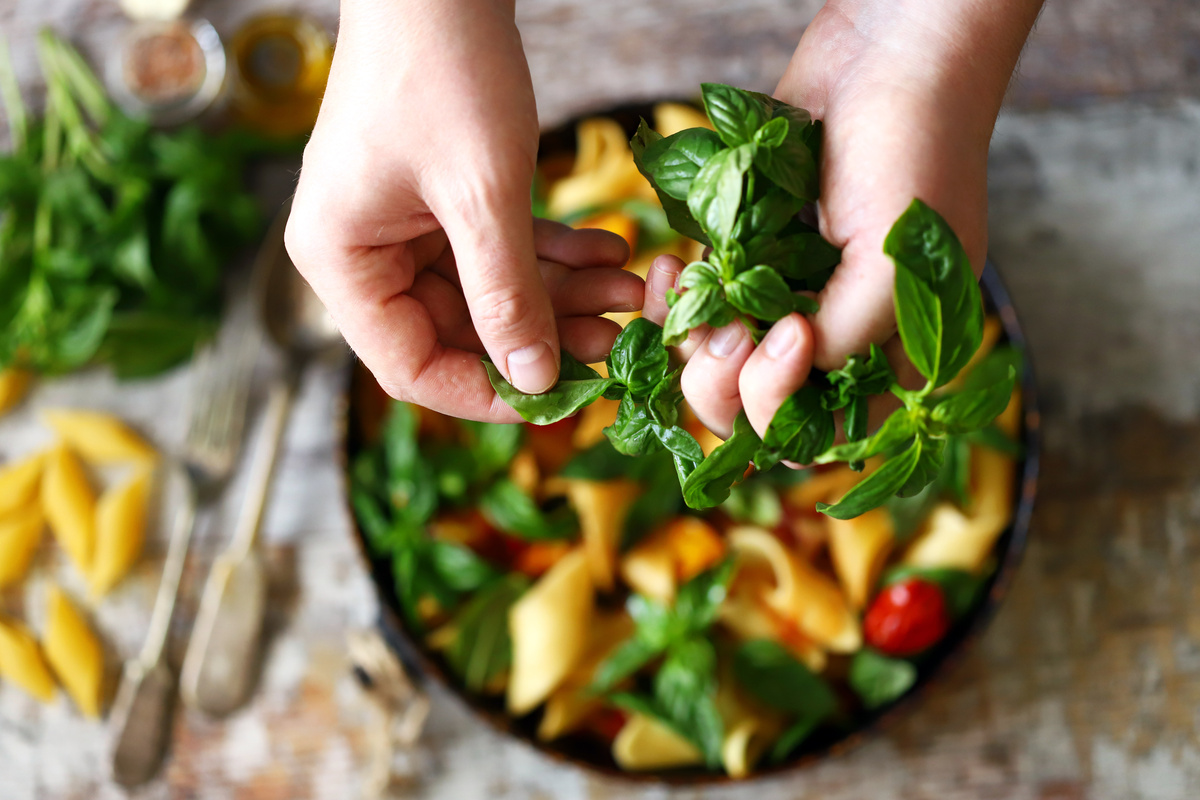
[488,83,1017,520]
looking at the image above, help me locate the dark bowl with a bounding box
[339,102,1041,785]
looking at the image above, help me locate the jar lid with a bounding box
[107,18,227,125]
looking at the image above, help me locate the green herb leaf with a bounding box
[654,637,725,767]
[815,410,916,466]
[963,424,1023,458]
[700,83,770,147]
[757,385,835,470]
[726,265,797,322]
[733,639,837,718]
[687,144,754,248]
[849,648,918,710]
[754,116,789,148]
[682,413,762,509]
[823,344,896,410]
[770,716,823,764]
[630,119,710,245]
[672,557,737,631]
[721,480,783,527]
[479,478,577,541]
[678,260,721,291]
[647,366,684,428]
[606,317,669,398]
[590,637,662,693]
[429,540,500,594]
[560,438,637,481]
[817,436,924,519]
[640,127,725,201]
[445,575,528,692]
[753,119,818,201]
[662,284,725,346]
[885,199,984,389]
[930,365,1016,434]
[483,352,613,425]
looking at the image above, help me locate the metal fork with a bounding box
[108,328,260,788]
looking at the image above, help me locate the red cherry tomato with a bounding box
[864,578,950,657]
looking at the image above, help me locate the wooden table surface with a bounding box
[3,1,1200,798]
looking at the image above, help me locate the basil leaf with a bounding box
[963,424,1024,458]
[721,480,783,527]
[817,436,924,519]
[605,397,658,456]
[733,639,837,718]
[734,186,804,239]
[747,230,841,281]
[700,82,770,147]
[770,716,823,764]
[687,144,754,248]
[963,344,1023,392]
[757,385,835,470]
[849,648,918,710]
[560,438,636,480]
[640,127,725,201]
[647,366,684,427]
[682,413,762,509]
[392,547,423,632]
[823,343,896,410]
[484,352,613,425]
[479,478,577,540]
[815,410,916,465]
[844,394,869,445]
[673,557,737,632]
[885,481,939,541]
[445,575,528,692]
[351,486,393,553]
[655,637,724,767]
[607,317,669,398]
[663,285,724,346]
[896,436,945,498]
[678,260,721,291]
[882,565,986,619]
[753,118,818,201]
[653,420,704,463]
[885,199,984,388]
[460,420,524,478]
[753,116,789,148]
[630,119,710,245]
[938,434,972,507]
[590,636,663,693]
[930,365,1016,433]
[429,540,500,594]
[726,265,796,322]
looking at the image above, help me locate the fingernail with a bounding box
[707,324,745,359]
[507,342,558,394]
[763,318,798,359]
[650,258,680,298]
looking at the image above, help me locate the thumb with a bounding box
[436,177,560,395]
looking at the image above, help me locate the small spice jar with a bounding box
[109,17,227,125]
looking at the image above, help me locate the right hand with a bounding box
[286,0,642,421]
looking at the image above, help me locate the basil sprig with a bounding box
[489,84,1020,521]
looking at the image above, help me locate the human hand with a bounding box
[286,0,642,421]
[649,0,1041,440]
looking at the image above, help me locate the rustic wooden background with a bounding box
[3,0,1200,798]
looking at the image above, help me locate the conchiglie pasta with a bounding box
[0,368,32,417]
[43,586,106,717]
[507,548,594,715]
[612,714,704,771]
[0,504,44,588]
[827,508,894,610]
[41,446,97,573]
[90,468,153,597]
[537,611,634,741]
[718,575,826,673]
[563,478,640,591]
[0,450,45,518]
[0,617,57,702]
[41,409,157,465]
[547,118,656,218]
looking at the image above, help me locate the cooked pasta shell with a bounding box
[0,504,44,588]
[41,446,97,573]
[563,479,640,591]
[612,714,704,771]
[43,586,106,717]
[0,368,32,417]
[507,548,593,715]
[41,409,157,465]
[828,508,895,610]
[0,617,57,702]
[90,468,153,597]
[537,611,634,741]
[0,450,45,518]
[547,118,655,218]
[571,397,620,451]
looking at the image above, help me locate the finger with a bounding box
[557,316,624,365]
[543,262,643,317]
[533,219,630,269]
[738,314,815,440]
[643,254,684,325]
[680,322,755,438]
[408,269,480,352]
[433,175,560,395]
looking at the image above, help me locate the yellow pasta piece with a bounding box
[547,119,656,218]
[537,611,633,741]
[0,617,57,702]
[562,479,640,592]
[41,446,97,573]
[0,504,44,588]
[0,368,32,417]
[717,580,827,673]
[90,468,153,597]
[41,409,157,465]
[654,102,714,136]
[784,467,860,512]
[571,397,620,450]
[508,448,540,496]
[613,714,704,770]
[0,450,45,518]
[43,586,106,717]
[715,659,785,778]
[828,508,895,610]
[507,548,594,715]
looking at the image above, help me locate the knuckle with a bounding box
[472,285,538,338]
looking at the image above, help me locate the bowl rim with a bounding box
[334,102,1041,786]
